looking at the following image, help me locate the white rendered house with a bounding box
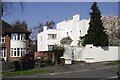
[37,14,89,52]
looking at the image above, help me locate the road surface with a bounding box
[3,66,119,80]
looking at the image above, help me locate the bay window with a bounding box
[10,48,25,57]
[11,33,25,40]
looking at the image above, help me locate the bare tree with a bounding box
[30,21,56,40]
[30,23,43,40]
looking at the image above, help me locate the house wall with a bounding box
[37,31,48,51]
[34,51,52,61]
[5,34,11,61]
[74,45,119,63]
[56,14,89,46]
[26,40,29,54]
[37,14,90,51]
[10,40,26,48]
[79,19,89,37]
[37,29,65,51]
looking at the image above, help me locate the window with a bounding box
[11,48,13,56]
[14,48,17,56]
[10,48,25,57]
[40,36,42,41]
[17,48,20,56]
[0,35,5,43]
[48,45,54,51]
[48,34,57,40]
[67,32,69,36]
[79,30,81,35]
[11,33,25,40]
[2,48,6,57]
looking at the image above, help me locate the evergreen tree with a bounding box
[82,2,109,46]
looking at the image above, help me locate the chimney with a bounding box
[22,21,27,29]
[43,26,47,31]
[73,14,80,21]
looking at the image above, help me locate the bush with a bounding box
[52,45,65,64]
[40,60,52,64]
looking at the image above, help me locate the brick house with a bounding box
[0,20,31,61]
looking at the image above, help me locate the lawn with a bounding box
[104,61,120,65]
[2,70,53,75]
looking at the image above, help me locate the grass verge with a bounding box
[2,70,53,75]
[104,61,120,65]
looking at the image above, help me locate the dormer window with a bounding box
[11,33,25,40]
[0,35,5,43]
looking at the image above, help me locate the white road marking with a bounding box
[99,76,118,80]
[108,76,118,79]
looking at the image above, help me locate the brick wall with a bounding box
[26,39,29,54]
[5,34,10,61]
[34,51,53,61]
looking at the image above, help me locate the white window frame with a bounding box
[11,33,26,41]
[48,34,57,40]
[10,48,26,57]
[2,48,6,57]
[0,35,5,43]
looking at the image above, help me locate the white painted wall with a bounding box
[56,14,89,46]
[63,44,72,59]
[73,45,119,63]
[37,29,65,51]
[10,40,26,48]
[37,14,90,51]
[37,31,47,51]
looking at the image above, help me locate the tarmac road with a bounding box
[5,65,119,80]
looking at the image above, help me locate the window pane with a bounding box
[15,34,16,40]
[22,34,25,40]
[2,48,5,57]
[2,39,4,42]
[18,34,20,40]
[14,48,16,56]
[17,48,20,56]
[4,48,6,57]
[11,34,13,40]
[21,48,23,56]
[20,34,23,40]
[0,36,1,42]
[11,51,13,56]
[11,48,13,56]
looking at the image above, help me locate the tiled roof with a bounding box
[60,36,73,42]
[6,24,31,33]
[1,20,31,34]
[1,20,12,35]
